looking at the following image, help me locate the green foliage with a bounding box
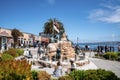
[37,71,51,80]
[3,48,17,57]
[31,70,38,80]
[68,70,85,80]
[12,28,23,38]
[2,48,24,59]
[103,52,118,60]
[11,28,23,48]
[95,53,103,58]
[16,48,24,56]
[1,53,14,61]
[117,56,120,61]
[117,52,120,56]
[58,75,73,80]
[50,78,58,80]
[84,69,118,80]
[43,18,65,35]
[67,69,119,80]
[0,60,32,80]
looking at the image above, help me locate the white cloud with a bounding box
[47,0,56,5]
[89,4,120,23]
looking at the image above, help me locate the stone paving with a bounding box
[89,58,120,78]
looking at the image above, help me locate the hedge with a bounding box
[58,69,120,80]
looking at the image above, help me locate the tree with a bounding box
[43,18,65,35]
[11,28,23,48]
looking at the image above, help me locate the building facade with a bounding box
[0,27,13,52]
[0,27,41,52]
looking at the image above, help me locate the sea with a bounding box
[75,41,120,52]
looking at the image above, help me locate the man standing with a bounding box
[118,45,120,52]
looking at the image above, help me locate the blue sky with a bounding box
[0,0,120,43]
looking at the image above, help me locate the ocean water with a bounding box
[77,42,120,52]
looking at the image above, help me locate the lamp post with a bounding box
[77,37,79,45]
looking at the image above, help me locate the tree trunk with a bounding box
[13,37,18,48]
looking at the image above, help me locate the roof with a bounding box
[0,31,12,37]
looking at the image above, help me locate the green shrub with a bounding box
[95,53,103,58]
[66,69,120,80]
[84,69,98,80]
[117,52,120,56]
[84,69,119,80]
[0,60,32,80]
[2,48,24,58]
[103,52,118,60]
[1,53,14,61]
[31,70,38,80]
[58,75,73,80]
[68,70,85,80]
[3,48,17,57]
[117,56,120,61]
[16,49,24,56]
[37,71,51,80]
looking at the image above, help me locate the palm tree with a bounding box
[11,28,23,48]
[43,18,65,35]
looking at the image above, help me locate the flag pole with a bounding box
[51,20,54,43]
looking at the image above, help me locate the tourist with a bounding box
[37,47,41,57]
[56,47,61,59]
[85,45,88,51]
[29,50,33,58]
[118,45,120,52]
[53,61,62,77]
[33,42,36,48]
[21,43,23,48]
[70,60,76,71]
[23,49,30,58]
[75,45,80,55]
[4,43,7,50]
[37,43,44,59]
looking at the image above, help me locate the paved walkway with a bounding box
[89,58,120,78]
[84,52,120,78]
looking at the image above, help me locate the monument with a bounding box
[46,32,75,62]
[36,20,90,69]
